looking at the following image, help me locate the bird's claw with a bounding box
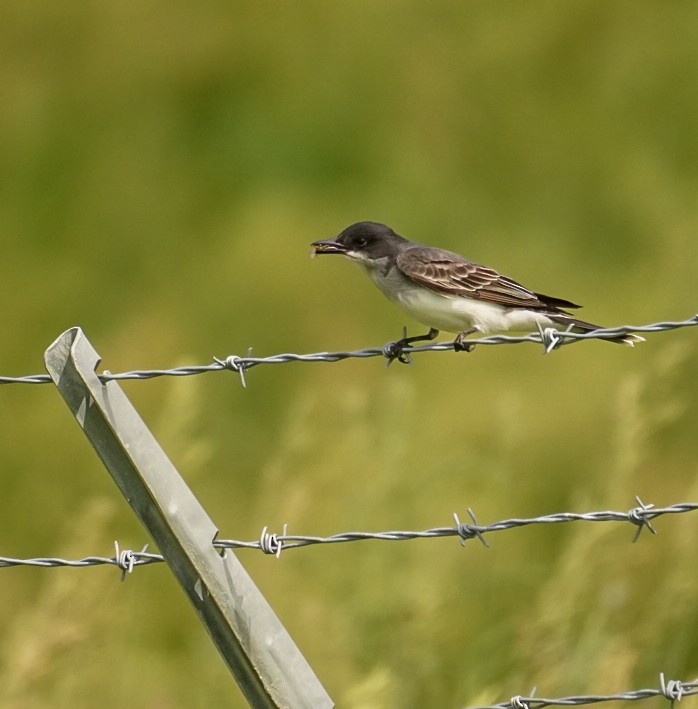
[453,341,475,353]
[383,338,414,366]
[384,327,440,365]
[454,330,477,352]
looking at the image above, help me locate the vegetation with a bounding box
[1,2,697,707]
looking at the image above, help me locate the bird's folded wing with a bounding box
[396,247,579,310]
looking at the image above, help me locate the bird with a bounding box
[310,221,643,351]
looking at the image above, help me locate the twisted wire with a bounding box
[2,499,695,571]
[464,674,698,709]
[1,315,696,387]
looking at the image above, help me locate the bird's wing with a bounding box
[396,246,580,310]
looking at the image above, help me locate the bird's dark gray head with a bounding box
[311,222,406,260]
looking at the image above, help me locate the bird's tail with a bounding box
[547,314,645,347]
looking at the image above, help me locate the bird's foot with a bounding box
[384,327,439,366]
[453,329,478,353]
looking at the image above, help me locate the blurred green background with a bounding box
[1,2,697,707]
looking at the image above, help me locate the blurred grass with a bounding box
[1,1,697,707]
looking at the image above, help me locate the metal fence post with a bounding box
[45,327,334,709]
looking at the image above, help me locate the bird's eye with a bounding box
[355,236,367,247]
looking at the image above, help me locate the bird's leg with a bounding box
[397,327,439,348]
[385,327,439,365]
[454,328,478,352]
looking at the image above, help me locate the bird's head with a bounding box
[311,222,404,262]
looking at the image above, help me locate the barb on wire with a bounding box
[463,675,698,709]
[4,500,695,570]
[1,315,696,387]
[114,541,152,581]
[259,523,288,558]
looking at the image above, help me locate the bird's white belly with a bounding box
[396,286,552,334]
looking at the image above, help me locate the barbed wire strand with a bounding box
[2,499,695,573]
[464,674,698,709]
[1,315,696,387]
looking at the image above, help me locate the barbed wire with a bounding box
[465,674,698,709]
[1,315,696,387]
[2,499,696,574]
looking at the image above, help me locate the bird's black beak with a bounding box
[310,238,348,257]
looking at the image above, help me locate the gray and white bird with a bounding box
[311,221,643,350]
